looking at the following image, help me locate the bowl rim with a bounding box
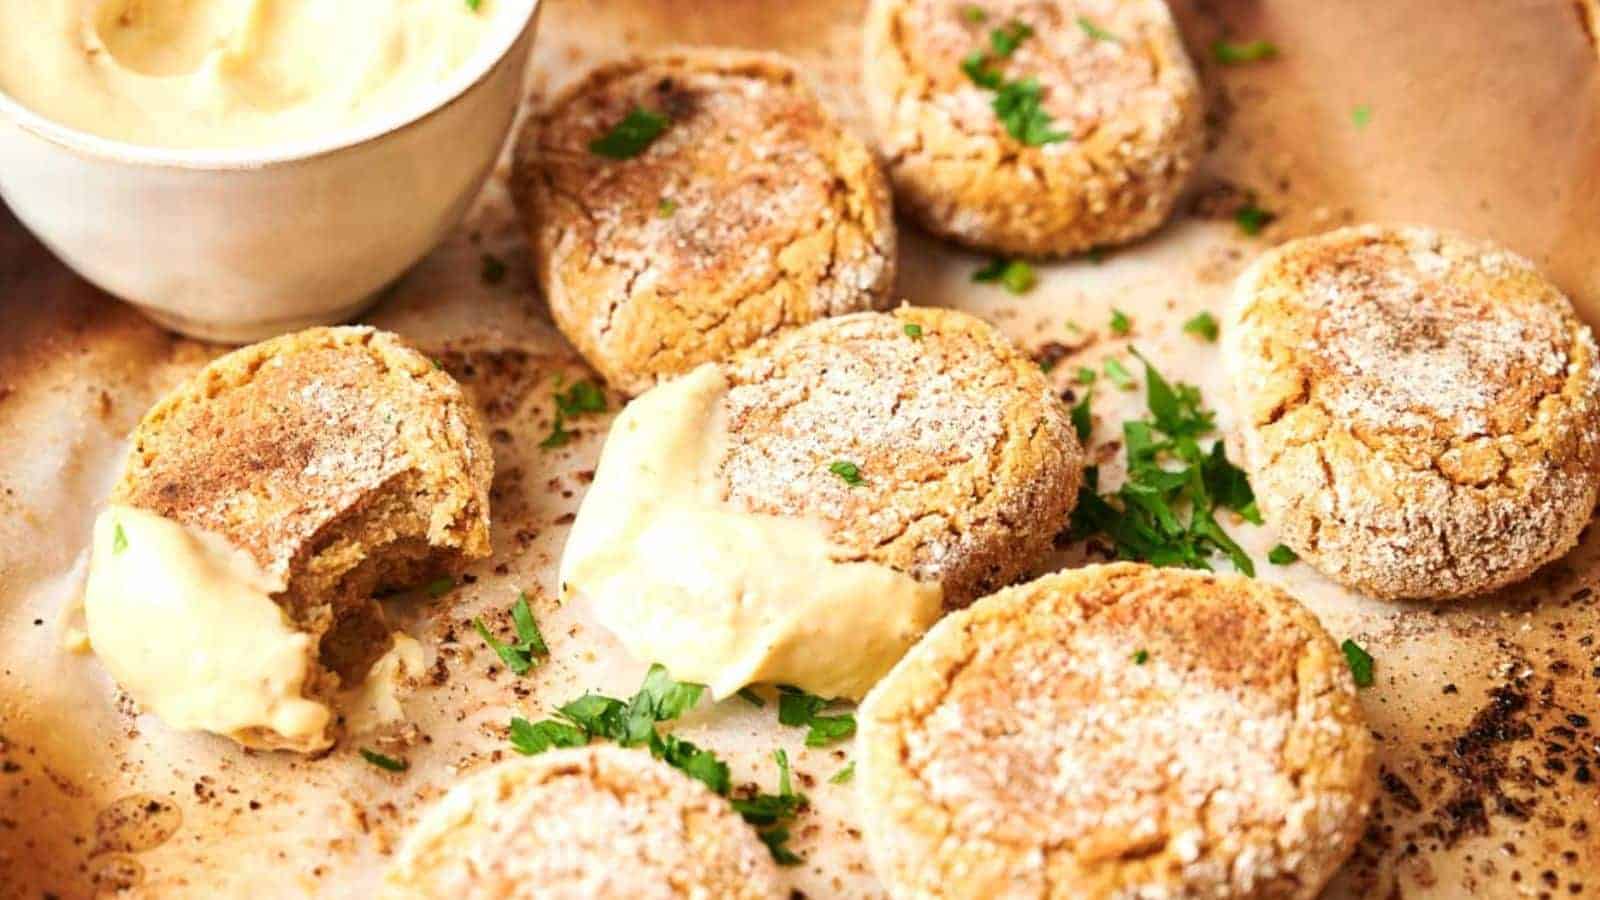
[0,0,540,172]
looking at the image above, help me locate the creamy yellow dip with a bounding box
[560,365,945,701]
[0,0,514,149]
[84,505,430,752]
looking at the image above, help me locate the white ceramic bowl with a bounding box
[0,2,540,343]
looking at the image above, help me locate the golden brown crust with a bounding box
[1224,225,1600,600]
[513,49,897,395]
[862,0,1203,257]
[720,307,1082,606]
[857,563,1377,899]
[382,746,782,900]
[113,326,493,733]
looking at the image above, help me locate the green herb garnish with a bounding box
[589,107,670,159]
[1103,358,1135,390]
[1211,39,1278,64]
[1235,204,1272,236]
[1110,309,1131,335]
[993,77,1070,145]
[1075,366,1097,385]
[737,687,766,707]
[777,686,857,747]
[1182,311,1219,342]
[1076,15,1118,41]
[423,576,455,598]
[656,197,678,218]
[829,761,856,784]
[1342,639,1374,687]
[973,257,1036,293]
[989,20,1034,57]
[904,323,925,340]
[472,592,548,675]
[1132,649,1149,665]
[465,0,482,11]
[1070,391,1093,443]
[541,378,608,450]
[829,460,864,486]
[360,748,407,772]
[961,4,987,23]
[1351,104,1372,128]
[508,717,588,755]
[1067,352,1259,576]
[1268,544,1299,565]
[112,522,128,555]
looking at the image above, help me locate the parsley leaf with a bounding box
[466,0,482,10]
[1268,544,1299,565]
[1132,649,1149,665]
[829,460,864,486]
[1235,204,1273,236]
[992,77,1070,145]
[737,686,766,707]
[829,761,856,784]
[1076,15,1118,41]
[656,197,678,218]
[962,4,987,23]
[776,686,858,747]
[1110,309,1131,335]
[652,732,730,795]
[1070,390,1093,443]
[904,323,925,339]
[731,750,807,865]
[509,716,587,755]
[1067,354,1259,576]
[472,592,548,675]
[1341,639,1375,687]
[989,20,1034,57]
[960,49,1005,89]
[1075,366,1097,385]
[1182,311,1219,342]
[541,379,608,450]
[589,107,670,159]
[112,522,129,554]
[360,748,407,771]
[973,258,1036,293]
[1103,358,1135,390]
[1351,104,1372,128]
[1211,39,1278,64]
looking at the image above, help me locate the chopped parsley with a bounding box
[656,197,678,218]
[1070,390,1093,442]
[360,748,407,772]
[112,522,128,555]
[777,686,857,747]
[829,760,856,784]
[1132,649,1149,665]
[589,107,670,159]
[959,22,1070,145]
[737,687,766,707]
[904,322,925,340]
[472,592,548,675]
[423,576,455,598]
[541,378,608,450]
[973,257,1036,293]
[505,667,804,864]
[1268,544,1299,565]
[1235,204,1273,236]
[1351,104,1372,129]
[466,0,482,10]
[1075,366,1097,385]
[1341,639,1375,687]
[1110,309,1131,335]
[1182,311,1219,342]
[989,20,1034,56]
[1103,357,1135,390]
[961,4,988,23]
[829,460,864,486]
[1076,15,1118,42]
[1211,39,1278,64]
[1067,352,1260,576]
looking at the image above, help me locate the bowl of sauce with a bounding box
[0,0,541,342]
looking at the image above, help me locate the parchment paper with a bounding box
[3,1,1599,897]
